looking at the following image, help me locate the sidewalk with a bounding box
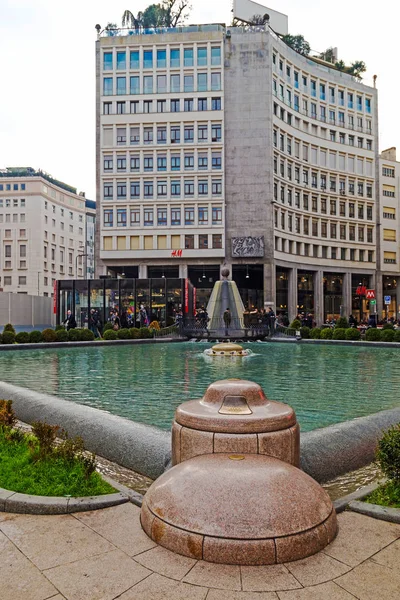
[1,504,399,600]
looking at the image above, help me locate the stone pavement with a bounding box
[0,504,399,600]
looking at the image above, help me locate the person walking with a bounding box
[223,307,231,336]
[63,310,76,331]
[89,309,101,338]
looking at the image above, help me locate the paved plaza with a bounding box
[0,504,399,599]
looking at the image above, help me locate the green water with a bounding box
[0,341,399,432]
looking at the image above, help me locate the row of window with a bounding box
[273,187,373,220]
[103,46,222,71]
[272,52,372,113]
[103,152,222,173]
[0,213,26,223]
[106,123,222,146]
[103,178,223,200]
[0,198,26,208]
[275,210,374,242]
[1,275,64,286]
[103,72,222,96]
[275,237,374,263]
[0,183,26,192]
[274,165,373,198]
[382,167,395,178]
[104,96,222,115]
[103,233,223,251]
[103,205,223,227]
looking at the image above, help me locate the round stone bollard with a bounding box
[172,378,300,467]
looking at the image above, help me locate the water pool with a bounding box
[0,341,399,432]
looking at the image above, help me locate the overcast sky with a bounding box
[0,0,397,199]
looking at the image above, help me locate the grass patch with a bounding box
[365,481,400,509]
[0,428,115,497]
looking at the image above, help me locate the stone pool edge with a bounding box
[0,380,399,485]
[0,337,185,351]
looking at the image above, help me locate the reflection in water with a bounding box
[0,342,399,432]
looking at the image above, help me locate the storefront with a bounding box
[382,276,398,320]
[57,278,195,329]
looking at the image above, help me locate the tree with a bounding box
[319,47,335,63]
[105,22,120,36]
[249,13,270,25]
[162,0,191,27]
[281,34,311,56]
[121,1,191,30]
[347,61,366,79]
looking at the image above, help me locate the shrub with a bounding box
[117,328,130,339]
[335,317,349,329]
[80,329,95,341]
[103,323,114,334]
[345,328,361,341]
[103,329,118,340]
[68,328,81,341]
[382,323,395,330]
[129,327,141,339]
[0,400,17,428]
[300,326,310,339]
[139,327,152,339]
[3,323,16,335]
[29,330,43,343]
[56,328,69,342]
[15,331,30,344]
[2,331,15,345]
[381,329,395,343]
[30,421,59,461]
[42,328,57,343]
[310,327,322,339]
[289,319,301,330]
[55,324,65,331]
[365,328,382,342]
[320,327,333,340]
[56,431,84,463]
[394,331,400,343]
[333,328,346,340]
[375,424,400,482]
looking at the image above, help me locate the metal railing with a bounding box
[182,318,297,339]
[152,324,183,339]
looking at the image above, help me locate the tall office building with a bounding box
[96,8,379,322]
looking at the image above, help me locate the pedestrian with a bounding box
[112,310,121,331]
[139,304,148,327]
[223,307,231,335]
[63,310,76,331]
[89,309,101,338]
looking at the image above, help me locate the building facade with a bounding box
[0,169,90,297]
[96,22,380,323]
[85,199,96,279]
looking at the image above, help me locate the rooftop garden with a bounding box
[0,167,77,194]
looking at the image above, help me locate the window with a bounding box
[103,77,113,95]
[198,180,208,195]
[184,155,194,169]
[383,167,395,177]
[198,154,208,169]
[185,207,194,224]
[211,73,221,91]
[157,75,167,93]
[144,156,153,171]
[130,182,140,198]
[185,235,194,249]
[103,102,111,114]
[184,48,194,67]
[184,126,194,142]
[117,101,125,114]
[198,98,207,111]
[348,92,354,109]
[366,98,371,113]
[212,234,222,249]
[184,181,194,196]
[117,127,126,145]
[143,75,153,94]
[367,228,373,243]
[171,125,180,143]
[130,156,139,171]
[212,124,221,142]
[366,139,372,150]
[197,73,207,92]
[116,77,126,95]
[212,97,221,111]
[171,208,181,225]
[211,46,221,65]
[184,75,194,92]
[144,127,153,144]
[130,100,138,113]
[157,208,167,225]
[116,50,126,70]
[19,229,26,238]
[157,126,167,144]
[104,209,113,227]
[130,50,139,69]
[359,250,364,262]
[157,181,167,196]
[143,50,153,68]
[197,47,207,66]
[171,99,180,112]
[199,234,208,249]
[144,208,153,226]
[130,208,140,226]
[117,209,126,227]
[311,80,316,97]
[104,156,113,171]
[198,206,208,224]
[103,183,113,198]
[198,124,208,141]
[171,155,180,170]
[212,179,222,195]
[144,181,153,197]
[212,206,222,224]
[184,98,193,111]
[171,181,181,196]
[157,49,166,68]
[103,52,113,70]
[212,152,221,169]
[117,157,126,171]
[170,48,180,68]
[170,74,180,93]
[4,277,11,285]
[157,156,167,171]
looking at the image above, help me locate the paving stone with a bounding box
[133,544,197,580]
[44,549,151,600]
[207,591,279,600]
[335,559,400,599]
[183,561,241,591]
[277,582,356,599]
[284,551,351,586]
[0,531,58,600]
[323,511,400,567]
[241,564,301,592]
[74,502,156,556]
[118,573,208,599]
[371,538,400,570]
[0,513,114,570]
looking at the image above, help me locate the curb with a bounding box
[0,337,185,352]
[332,482,382,513]
[348,500,400,524]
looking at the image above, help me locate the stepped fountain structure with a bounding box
[206,268,246,337]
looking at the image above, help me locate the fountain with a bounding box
[206,268,246,338]
[204,342,251,357]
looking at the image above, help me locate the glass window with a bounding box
[198,124,208,141]
[103,183,113,198]
[103,52,113,70]
[130,76,140,94]
[366,98,371,113]
[212,207,222,224]
[104,209,113,227]
[116,51,126,69]
[117,182,127,198]
[212,152,221,169]
[171,125,180,143]
[103,77,113,95]
[117,209,127,227]
[211,46,221,65]
[144,156,153,171]
[199,234,208,249]
[185,235,194,249]
[157,49,166,68]
[184,75,194,92]
[184,98,193,111]
[157,208,167,225]
[184,47,193,66]
[198,98,207,111]
[171,98,180,112]
[130,50,139,69]
[185,206,194,224]
[144,208,153,225]
[198,181,208,195]
[198,206,208,223]
[197,47,207,66]
[130,182,140,197]
[198,154,208,169]
[211,72,221,91]
[130,208,140,226]
[143,49,153,68]
[144,181,153,197]
[157,126,167,144]
[170,48,180,67]
[184,181,194,196]
[144,75,153,94]
[116,77,126,95]
[212,179,222,195]
[130,126,140,144]
[170,74,180,93]
[184,126,194,142]
[171,207,181,225]
[117,157,126,171]
[184,155,194,169]
[212,97,221,110]
[157,156,167,171]
[157,74,166,93]
[171,155,180,170]
[212,124,221,142]
[212,234,222,249]
[171,181,181,196]
[197,72,207,92]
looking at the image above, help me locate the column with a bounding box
[314,270,324,325]
[138,264,148,279]
[342,272,352,318]
[263,262,276,307]
[179,264,188,279]
[396,278,400,320]
[288,267,298,322]
[375,272,383,318]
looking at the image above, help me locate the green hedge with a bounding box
[3,323,16,335]
[42,328,57,343]
[56,329,69,342]
[365,328,382,342]
[103,329,118,340]
[300,326,310,339]
[129,328,141,339]
[289,319,301,330]
[320,327,333,340]
[15,331,30,344]
[345,328,361,341]
[394,331,400,343]
[117,328,130,340]
[334,317,349,329]
[80,329,95,341]
[310,327,321,339]
[381,329,395,343]
[29,331,43,343]
[333,328,346,340]
[2,331,15,344]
